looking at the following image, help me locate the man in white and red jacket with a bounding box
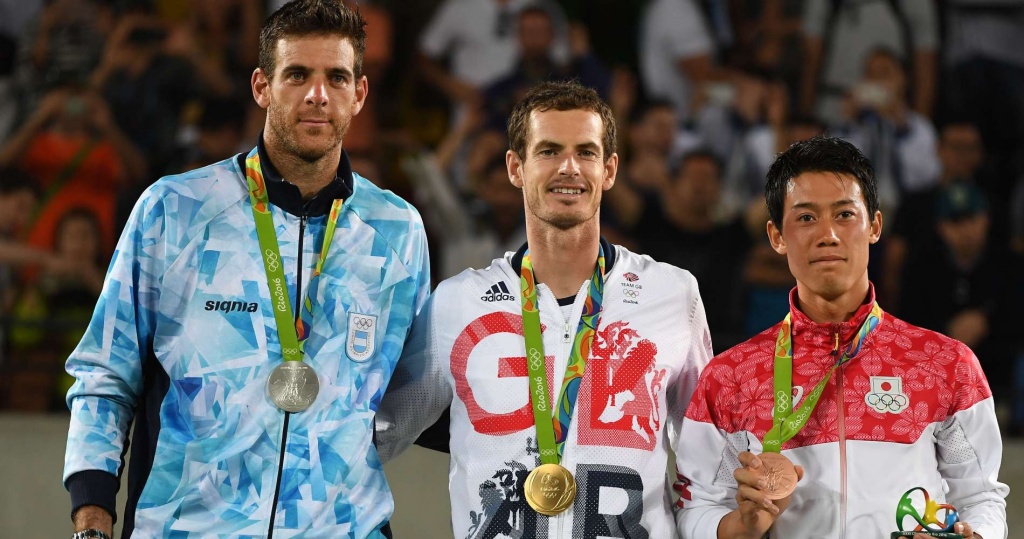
[377,80,712,538]
[675,136,1008,539]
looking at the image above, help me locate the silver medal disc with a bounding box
[267,361,319,412]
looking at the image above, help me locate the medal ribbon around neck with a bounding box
[520,245,605,464]
[244,147,343,361]
[762,302,883,452]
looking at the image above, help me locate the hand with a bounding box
[946,309,989,349]
[914,521,978,538]
[732,451,804,535]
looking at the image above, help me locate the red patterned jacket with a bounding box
[674,286,1008,538]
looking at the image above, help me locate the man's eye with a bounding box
[289,72,304,81]
[797,214,814,222]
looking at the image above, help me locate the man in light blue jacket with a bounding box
[63,1,430,538]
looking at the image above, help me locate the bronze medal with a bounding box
[267,361,319,412]
[755,452,798,500]
[524,463,576,515]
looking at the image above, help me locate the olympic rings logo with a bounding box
[265,249,281,272]
[776,390,790,413]
[282,347,298,356]
[622,289,640,298]
[528,348,543,371]
[867,392,908,412]
[540,448,556,456]
[353,316,374,330]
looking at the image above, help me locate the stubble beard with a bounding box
[524,190,598,231]
[268,107,349,163]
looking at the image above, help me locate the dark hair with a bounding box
[673,148,723,179]
[0,167,38,197]
[258,0,367,80]
[507,80,617,161]
[764,136,878,230]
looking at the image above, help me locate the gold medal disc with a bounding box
[524,463,576,515]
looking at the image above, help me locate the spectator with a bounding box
[602,99,678,232]
[417,0,569,110]
[639,0,720,121]
[0,86,145,257]
[883,120,985,307]
[20,0,113,95]
[900,181,1021,415]
[838,47,941,214]
[942,1,1024,199]
[337,0,391,156]
[175,97,248,172]
[632,150,753,350]
[801,0,938,124]
[482,7,610,131]
[92,10,231,176]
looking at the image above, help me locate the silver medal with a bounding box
[267,361,319,412]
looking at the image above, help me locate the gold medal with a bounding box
[524,463,576,515]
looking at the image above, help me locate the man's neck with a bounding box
[795,278,871,324]
[264,133,341,200]
[524,219,601,299]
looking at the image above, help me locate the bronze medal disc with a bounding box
[755,452,798,500]
[524,463,577,515]
[267,361,319,412]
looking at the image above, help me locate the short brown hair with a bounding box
[259,0,367,79]
[507,81,617,161]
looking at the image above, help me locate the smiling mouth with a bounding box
[551,187,584,195]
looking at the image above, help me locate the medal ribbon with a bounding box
[762,302,883,452]
[244,147,343,361]
[521,246,605,464]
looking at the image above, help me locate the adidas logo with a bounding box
[481,281,515,302]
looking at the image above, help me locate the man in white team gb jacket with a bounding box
[377,80,712,537]
[674,136,1008,538]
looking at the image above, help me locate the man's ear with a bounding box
[768,220,787,255]
[507,150,524,189]
[602,152,618,191]
[868,210,882,244]
[252,68,271,109]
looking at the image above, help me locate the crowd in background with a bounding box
[0,0,1021,433]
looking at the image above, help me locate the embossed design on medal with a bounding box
[524,463,577,515]
[267,362,320,412]
[755,452,798,500]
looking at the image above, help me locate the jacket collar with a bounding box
[787,283,882,364]
[510,236,618,276]
[235,131,354,217]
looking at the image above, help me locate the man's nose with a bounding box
[558,154,580,176]
[306,78,328,106]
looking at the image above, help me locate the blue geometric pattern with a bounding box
[64,153,430,537]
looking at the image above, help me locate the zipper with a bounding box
[563,321,571,343]
[267,214,307,538]
[833,325,847,539]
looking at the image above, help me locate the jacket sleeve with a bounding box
[63,184,166,520]
[673,361,744,538]
[670,273,734,538]
[939,343,1009,539]
[375,288,453,463]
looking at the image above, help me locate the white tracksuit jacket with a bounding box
[377,241,713,538]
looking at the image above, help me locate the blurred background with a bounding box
[0,0,1021,535]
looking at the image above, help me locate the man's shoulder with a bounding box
[346,174,426,238]
[435,257,515,298]
[879,313,974,358]
[149,156,244,198]
[613,245,698,289]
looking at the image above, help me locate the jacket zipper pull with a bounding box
[563,321,571,343]
[832,327,840,357]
